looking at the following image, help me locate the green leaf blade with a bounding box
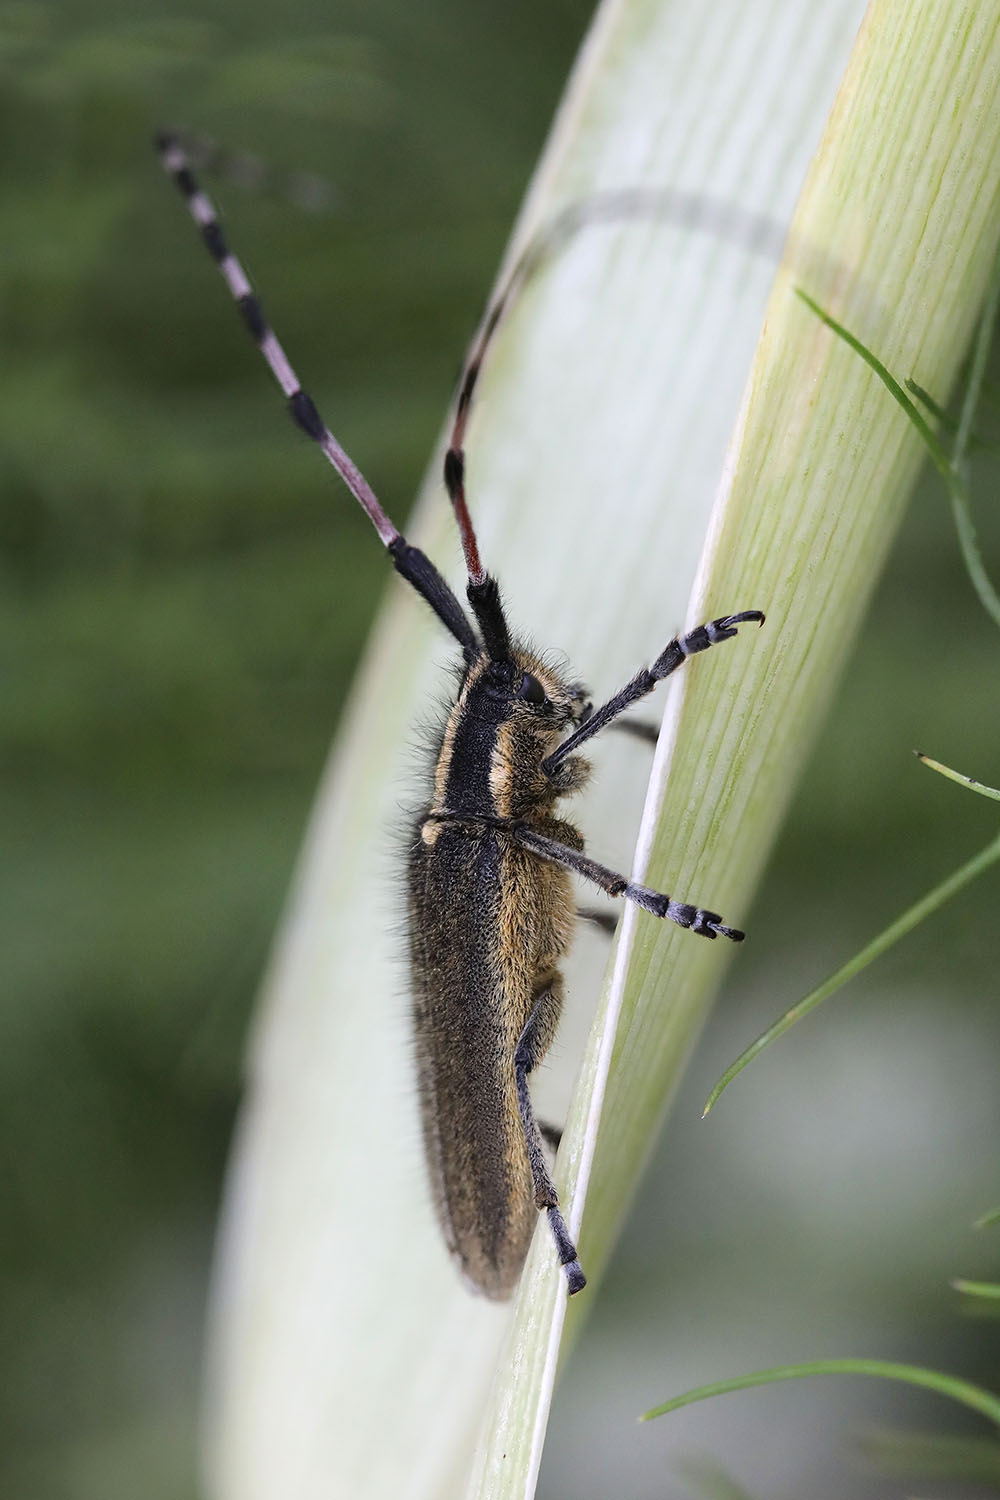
[641,1359,1000,1429]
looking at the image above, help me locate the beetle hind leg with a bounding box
[514,982,586,1296]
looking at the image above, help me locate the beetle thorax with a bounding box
[430,649,588,822]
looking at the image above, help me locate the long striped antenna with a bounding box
[443,186,787,590]
[171,130,341,215]
[440,185,784,664]
[156,131,480,660]
[442,200,670,650]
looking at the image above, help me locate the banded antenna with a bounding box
[156,131,487,661]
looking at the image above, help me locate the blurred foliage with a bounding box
[2,1,1000,1497]
[0,2,593,1495]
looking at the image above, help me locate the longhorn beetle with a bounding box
[157,133,764,1300]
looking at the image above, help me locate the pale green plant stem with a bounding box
[916,754,1000,801]
[203,2,1000,1495]
[706,751,1000,1112]
[797,286,1000,629]
[955,242,1000,472]
[704,823,1000,1114]
[704,264,1000,1113]
[952,1280,1000,1301]
[641,1360,1000,1429]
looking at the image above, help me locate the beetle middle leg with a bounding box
[515,981,586,1296]
[511,823,746,941]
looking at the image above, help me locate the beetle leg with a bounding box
[514,985,586,1296]
[543,610,764,774]
[510,824,746,942]
[577,906,618,937]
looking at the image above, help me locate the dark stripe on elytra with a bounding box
[463,831,515,1259]
[409,825,513,1265]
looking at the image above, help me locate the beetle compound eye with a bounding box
[518,672,547,705]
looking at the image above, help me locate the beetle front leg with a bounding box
[544,753,589,796]
[542,610,764,775]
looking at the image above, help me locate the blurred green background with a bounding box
[2,1,998,1497]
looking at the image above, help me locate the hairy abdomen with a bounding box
[408,818,575,1299]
